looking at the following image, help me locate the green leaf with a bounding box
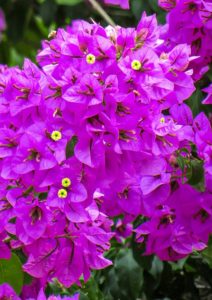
[114,249,144,299]
[66,136,78,158]
[80,276,104,300]
[34,16,49,36]
[39,0,57,25]
[177,156,185,171]
[179,148,189,154]
[132,238,153,270]
[148,0,162,13]
[149,256,164,279]
[131,0,151,20]
[102,268,120,298]
[207,67,212,81]
[187,159,205,191]
[23,272,33,285]
[55,0,83,5]
[0,253,24,294]
[187,88,203,117]
[157,12,166,24]
[202,237,212,268]
[169,257,188,271]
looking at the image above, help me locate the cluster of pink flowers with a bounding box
[0,283,79,300]
[0,0,211,298]
[104,0,212,80]
[159,0,212,82]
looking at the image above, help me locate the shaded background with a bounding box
[0,1,212,299]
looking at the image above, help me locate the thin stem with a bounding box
[87,0,116,27]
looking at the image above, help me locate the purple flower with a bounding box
[63,74,103,107]
[137,12,159,46]
[23,215,112,287]
[15,199,49,241]
[0,283,21,300]
[159,0,212,80]
[140,173,171,195]
[158,0,176,11]
[104,0,129,9]
[10,132,58,176]
[0,232,11,259]
[136,184,209,261]
[37,289,79,300]
[202,84,212,104]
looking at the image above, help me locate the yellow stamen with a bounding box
[131,60,142,71]
[58,188,67,199]
[51,130,62,141]
[62,177,71,188]
[86,53,96,64]
[160,117,165,123]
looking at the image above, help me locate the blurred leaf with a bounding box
[187,88,203,117]
[24,272,33,285]
[207,67,212,81]
[177,156,185,171]
[34,16,49,36]
[157,12,166,24]
[114,248,144,299]
[180,148,190,154]
[131,0,151,20]
[202,237,212,268]
[169,257,187,271]
[55,0,83,5]
[101,248,144,299]
[8,48,25,66]
[39,0,57,25]
[187,159,205,191]
[142,270,159,299]
[0,253,24,294]
[5,0,33,43]
[149,256,164,279]
[66,136,78,158]
[132,239,153,270]
[148,0,162,13]
[80,276,104,300]
[102,268,120,298]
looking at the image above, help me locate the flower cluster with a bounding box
[0,63,113,293]
[103,0,212,81]
[159,0,212,81]
[0,7,211,299]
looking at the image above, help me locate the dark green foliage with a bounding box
[66,136,78,158]
[0,253,24,294]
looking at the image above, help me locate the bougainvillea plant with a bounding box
[0,0,211,298]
